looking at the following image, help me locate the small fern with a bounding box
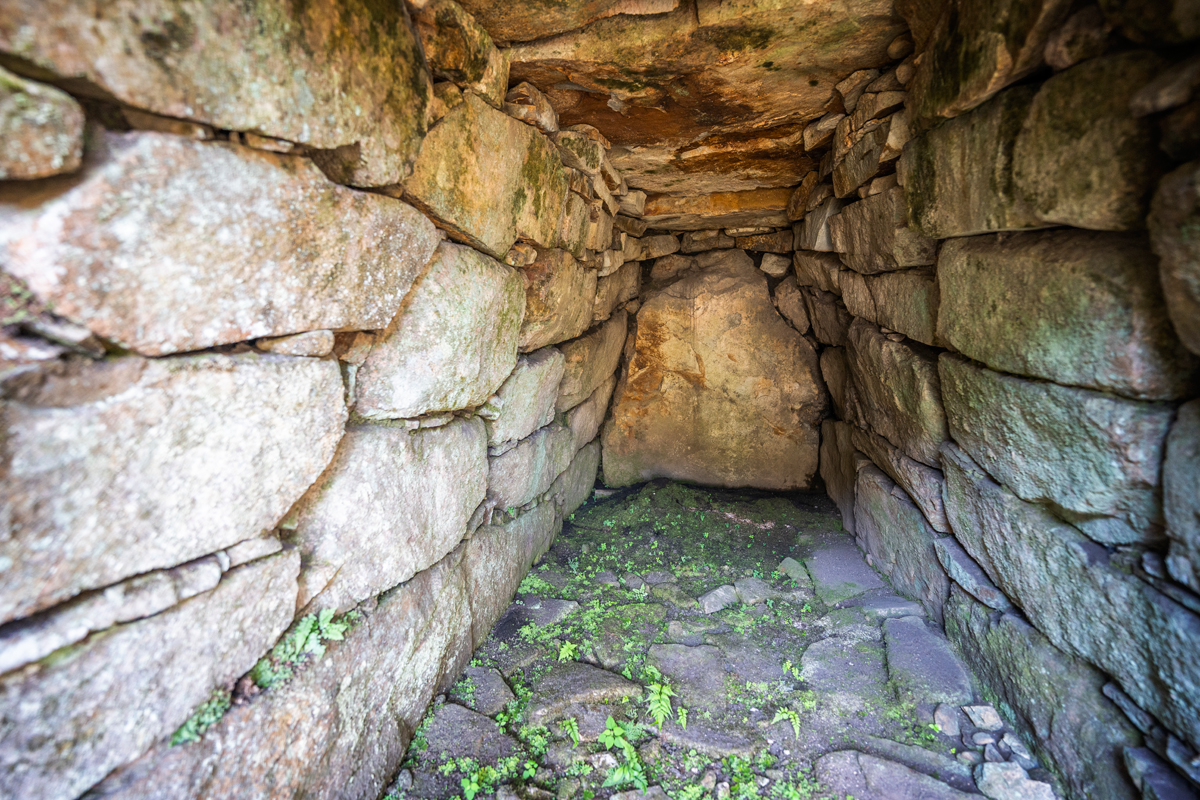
[646,680,676,729]
[559,716,580,746]
[773,707,802,740]
[558,640,579,662]
[677,706,688,730]
[170,690,230,745]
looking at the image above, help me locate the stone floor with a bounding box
[386,481,1059,800]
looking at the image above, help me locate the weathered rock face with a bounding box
[0,131,439,356]
[557,310,628,412]
[641,189,793,231]
[941,443,1200,752]
[0,0,432,186]
[1164,401,1200,593]
[829,187,937,274]
[458,0,681,44]
[290,417,488,613]
[404,93,568,259]
[488,421,577,509]
[839,268,939,346]
[0,354,344,625]
[938,230,1198,400]
[0,67,83,179]
[517,249,597,352]
[602,250,826,489]
[939,353,1171,544]
[410,0,509,107]
[1149,160,1200,356]
[850,423,948,532]
[0,551,299,800]
[485,348,565,447]
[505,1,904,195]
[944,587,1142,800]
[592,261,640,323]
[354,242,525,419]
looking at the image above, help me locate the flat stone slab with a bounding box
[816,751,978,800]
[805,541,886,605]
[800,636,888,699]
[884,616,974,706]
[656,719,765,759]
[648,643,730,713]
[449,667,515,717]
[700,584,738,614]
[528,662,642,724]
[522,597,580,628]
[975,762,1056,800]
[776,557,814,588]
[423,703,519,764]
[841,592,925,621]
[861,736,976,793]
[708,636,788,685]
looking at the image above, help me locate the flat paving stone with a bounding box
[805,541,886,604]
[424,703,519,763]
[656,718,766,759]
[648,643,730,712]
[861,735,977,793]
[816,750,978,800]
[699,584,738,613]
[884,616,974,706]
[528,662,643,724]
[448,666,516,716]
[800,636,888,700]
[708,635,788,684]
[841,591,925,620]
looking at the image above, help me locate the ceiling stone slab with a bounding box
[458,0,680,45]
[642,187,793,230]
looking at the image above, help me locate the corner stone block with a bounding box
[1149,159,1200,357]
[485,347,565,447]
[518,248,597,352]
[829,187,936,274]
[943,586,1142,800]
[0,354,345,626]
[1164,400,1200,594]
[551,438,602,519]
[850,423,949,532]
[566,373,617,452]
[557,309,628,412]
[405,93,568,259]
[86,550,475,800]
[0,550,299,800]
[839,268,939,347]
[354,242,525,419]
[844,318,948,467]
[488,421,577,510]
[940,442,1200,753]
[290,417,487,613]
[938,230,1198,400]
[939,353,1171,544]
[854,464,951,624]
[0,0,432,186]
[0,66,84,179]
[819,419,864,535]
[0,130,439,357]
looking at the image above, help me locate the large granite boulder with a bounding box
[0,131,439,356]
[938,230,1198,400]
[0,0,432,186]
[0,551,299,800]
[354,242,525,419]
[1164,401,1200,594]
[602,250,826,490]
[0,354,344,625]
[941,443,1200,753]
[404,93,568,259]
[944,586,1142,800]
[290,417,488,613]
[0,66,83,179]
[1149,160,1200,356]
[939,353,1171,545]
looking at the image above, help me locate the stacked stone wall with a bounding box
[0,2,639,797]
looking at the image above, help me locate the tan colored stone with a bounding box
[354,242,525,419]
[557,191,592,258]
[0,66,83,179]
[681,229,736,253]
[620,190,647,216]
[486,347,566,447]
[405,93,568,259]
[602,250,825,489]
[736,230,792,253]
[0,552,299,800]
[0,0,432,187]
[821,347,850,420]
[411,0,509,107]
[1044,6,1114,71]
[840,268,939,347]
[459,0,679,44]
[517,248,598,352]
[832,119,889,197]
[650,254,698,286]
[292,417,487,613]
[256,330,335,358]
[0,354,344,625]
[773,277,810,334]
[1149,160,1200,357]
[557,310,628,412]
[829,187,936,274]
[489,421,577,509]
[632,234,681,261]
[505,81,559,134]
[585,204,615,251]
[0,130,438,356]
[641,188,792,231]
[793,251,844,294]
[567,373,618,451]
[786,172,819,221]
[593,261,640,323]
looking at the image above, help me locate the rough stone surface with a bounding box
[933,538,1010,611]
[486,348,565,447]
[941,442,1200,749]
[640,189,792,231]
[602,251,825,490]
[850,423,949,533]
[975,762,1056,800]
[844,318,948,467]
[0,354,344,625]
[939,353,1171,544]
[593,261,640,323]
[518,248,597,352]
[405,93,567,259]
[0,66,83,179]
[448,667,516,717]
[805,540,886,605]
[793,251,845,295]
[773,276,811,334]
[354,242,525,419]
[567,373,617,451]
[854,464,951,624]
[820,420,862,536]
[816,751,977,800]
[410,0,509,106]
[840,268,939,347]
[0,0,432,186]
[944,586,1140,800]
[0,130,439,356]
[830,187,936,275]
[488,422,576,509]
[424,703,519,764]
[1164,401,1200,593]
[1149,159,1200,356]
[884,616,974,707]
[256,330,335,357]
[938,230,1198,400]
[557,310,628,412]
[0,552,299,800]
[802,286,853,347]
[290,417,487,613]
[798,197,846,252]
[549,439,601,517]
[528,662,643,724]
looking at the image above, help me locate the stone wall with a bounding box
[0,3,638,797]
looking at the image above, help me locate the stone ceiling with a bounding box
[459,0,906,196]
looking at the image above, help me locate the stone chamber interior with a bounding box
[0,1,1198,799]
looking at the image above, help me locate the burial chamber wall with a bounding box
[1,1,1199,799]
